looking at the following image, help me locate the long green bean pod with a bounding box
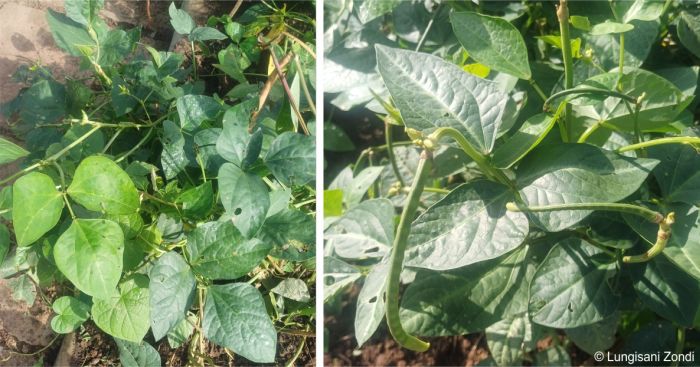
[385,150,431,352]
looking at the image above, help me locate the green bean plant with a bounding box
[324,0,700,364]
[0,0,316,365]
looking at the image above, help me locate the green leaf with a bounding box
[325,199,394,260]
[169,2,195,35]
[450,12,531,79]
[355,0,400,23]
[324,190,343,217]
[679,12,700,59]
[218,163,270,237]
[633,256,700,327]
[584,20,657,70]
[401,245,532,336]
[20,79,66,125]
[355,261,388,347]
[616,0,664,23]
[242,129,263,171]
[405,181,529,270]
[12,172,64,246]
[98,29,136,67]
[194,128,225,173]
[260,208,315,261]
[324,123,355,152]
[590,20,634,35]
[161,120,189,179]
[569,15,591,31]
[343,167,384,207]
[176,182,214,218]
[214,47,248,84]
[624,204,700,281]
[216,103,256,165]
[8,274,36,306]
[187,221,271,280]
[46,9,94,56]
[620,320,677,356]
[264,132,315,187]
[529,239,619,328]
[50,296,90,334]
[149,252,196,341]
[516,144,658,232]
[565,313,620,355]
[176,95,221,131]
[534,345,571,366]
[0,186,11,221]
[648,145,700,205]
[324,257,361,301]
[190,26,227,42]
[167,315,196,349]
[375,45,508,154]
[115,339,161,367]
[54,219,124,299]
[485,313,535,366]
[271,278,310,302]
[68,156,139,215]
[492,111,561,169]
[92,275,150,343]
[203,283,277,363]
[0,136,29,164]
[575,69,689,132]
[537,36,582,58]
[0,224,9,265]
[65,0,104,27]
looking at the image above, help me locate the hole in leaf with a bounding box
[324,276,335,286]
[368,296,377,303]
[365,247,379,253]
[234,208,242,215]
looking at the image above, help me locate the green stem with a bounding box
[385,151,431,352]
[423,187,449,194]
[577,120,604,143]
[623,212,675,263]
[427,127,513,188]
[415,4,440,52]
[191,40,198,80]
[544,88,637,111]
[617,137,700,153]
[506,202,662,222]
[386,123,405,187]
[672,327,686,367]
[52,161,76,219]
[115,128,154,163]
[294,55,316,116]
[528,79,548,103]
[558,0,574,142]
[0,125,102,185]
[618,32,625,90]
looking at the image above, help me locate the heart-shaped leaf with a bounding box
[50,296,90,334]
[450,12,531,79]
[264,132,315,187]
[203,283,277,363]
[115,339,161,367]
[405,181,529,270]
[187,221,271,280]
[517,144,658,232]
[92,275,150,343]
[54,219,124,299]
[529,239,619,328]
[68,156,139,215]
[12,172,64,246]
[218,163,270,238]
[375,45,508,154]
[149,252,196,341]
